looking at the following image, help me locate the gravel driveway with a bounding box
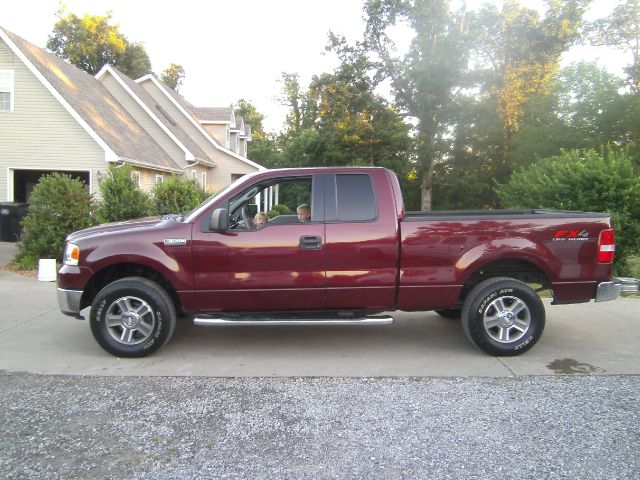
[1,372,638,479]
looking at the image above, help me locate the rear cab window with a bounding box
[335,174,377,222]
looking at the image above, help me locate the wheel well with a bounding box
[459,259,551,304]
[80,263,182,313]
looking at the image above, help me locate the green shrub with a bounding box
[15,173,95,269]
[97,164,151,222]
[151,175,208,216]
[267,204,292,218]
[497,148,640,275]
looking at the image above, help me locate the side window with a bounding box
[336,174,376,222]
[228,176,313,229]
[0,70,14,112]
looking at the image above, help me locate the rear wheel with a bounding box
[90,277,176,357]
[461,277,545,356]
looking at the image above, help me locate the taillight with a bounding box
[597,229,615,263]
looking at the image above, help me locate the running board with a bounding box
[193,315,394,327]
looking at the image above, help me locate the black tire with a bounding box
[90,277,176,357]
[461,277,545,356]
[435,308,462,319]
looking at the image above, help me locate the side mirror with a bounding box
[209,208,229,232]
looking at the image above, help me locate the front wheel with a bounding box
[90,277,176,357]
[461,277,545,356]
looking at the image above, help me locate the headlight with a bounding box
[64,242,80,266]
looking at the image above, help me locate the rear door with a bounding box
[191,174,326,312]
[324,171,400,310]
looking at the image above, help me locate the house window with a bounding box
[155,174,164,184]
[0,70,14,112]
[201,172,207,188]
[132,171,141,187]
[191,170,197,179]
[231,174,244,183]
[226,128,230,148]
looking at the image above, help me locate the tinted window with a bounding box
[336,174,376,222]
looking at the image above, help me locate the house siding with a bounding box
[99,73,186,168]
[202,124,227,145]
[134,167,169,192]
[0,38,105,200]
[206,148,257,191]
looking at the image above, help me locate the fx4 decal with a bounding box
[553,230,589,241]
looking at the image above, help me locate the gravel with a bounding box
[0,372,638,479]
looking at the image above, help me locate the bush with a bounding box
[98,164,151,222]
[267,204,292,218]
[15,173,95,269]
[497,148,640,275]
[151,175,208,216]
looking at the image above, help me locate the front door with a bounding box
[191,175,326,312]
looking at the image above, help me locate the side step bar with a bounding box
[194,315,394,327]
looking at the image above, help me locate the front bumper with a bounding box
[595,277,640,302]
[57,288,83,318]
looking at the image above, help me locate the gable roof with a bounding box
[136,74,265,171]
[0,27,182,173]
[192,107,234,123]
[99,66,215,167]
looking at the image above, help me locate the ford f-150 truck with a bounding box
[57,167,639,357]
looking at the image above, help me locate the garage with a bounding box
[11,169,90,203]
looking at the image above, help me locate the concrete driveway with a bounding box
[1,242,638,377]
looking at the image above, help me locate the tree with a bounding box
[274,63,411,175]
[161,63,186,91]
[588,0,640,92]
[470,0,589,179]
[15,173,95,269]
[364,0,471,211]
[497,148,640,275]
[47,9,151,77]
[97,164,151,222]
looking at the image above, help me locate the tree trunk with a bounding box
[419,118,437,212]
[421,159,435,211]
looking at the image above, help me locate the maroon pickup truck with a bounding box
[57,167,639,357]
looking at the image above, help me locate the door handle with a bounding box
[299,235,322,250]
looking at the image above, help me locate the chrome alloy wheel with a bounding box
[105,296,156,345]
[482,296,531,343]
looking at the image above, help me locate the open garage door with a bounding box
[12,170,90,203]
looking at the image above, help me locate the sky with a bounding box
[2,0,625,132]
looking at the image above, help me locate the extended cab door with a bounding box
[191,174,326,312]
[324,171,400,310]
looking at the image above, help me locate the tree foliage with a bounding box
[497,148,640,275]
[97,164,151,222]
[161,63,186,91]
[47,9,151,77]
[15,173,95,269]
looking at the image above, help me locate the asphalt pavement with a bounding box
[0,241,639,479]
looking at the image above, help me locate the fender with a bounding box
[455,237,559,285]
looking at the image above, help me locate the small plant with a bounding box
[15,173,95,269]
[151,175,208,216]
[97,164,151,222]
